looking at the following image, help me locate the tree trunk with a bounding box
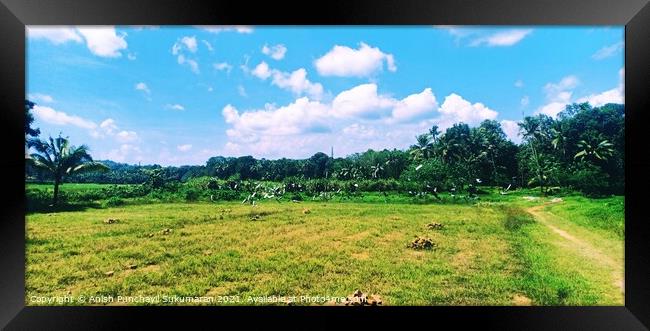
[52,177,60,206]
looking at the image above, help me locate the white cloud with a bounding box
[220,83,500,158]
[76,27,128,58]
[577,89,623,107]
[135,82,150,94]
[104,144,142,163]
[470,29,532,47]
[521,95,530,107]
[172,36,200,73]
[341,124,379,140]
[202,39,214,52]
[251,61,272,79]
[115,130,138,143]
[314,42,397,77]
[27,26,83,44]
[331,84,395,119]
[28,93,55,104]
[251,61,324,99]
[198,26,254,34]
[536,75,580,117]
[576,70,624,107]
[435,93,498,129]
[238,85,247,97]
[99,118,117,135]
[262,44,287,60]
[214,62,233,73]
[514,80,524,88]
[177,144,193,152]
[544,75,579,101]
[29,26,128,58]
[127,53,137,60]
[32,105,97,130]
[166,104,185,111]
[592,42,623,60]
[222,98,330,144]
[500,120,522,144]
[391,88,438,123]
[441,27,532,47]
[180,36,198,53]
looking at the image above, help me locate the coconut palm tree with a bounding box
[574,139,614,163]
[27,135,109,206]
[410,133,434,161]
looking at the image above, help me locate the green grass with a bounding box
[25,194,624,306]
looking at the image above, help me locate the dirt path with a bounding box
[526,203,624,294]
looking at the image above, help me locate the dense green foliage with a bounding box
[26,102,624,200]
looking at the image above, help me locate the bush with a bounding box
[103,196,125,208]
[183,188,200,201]
[568,164,611,197]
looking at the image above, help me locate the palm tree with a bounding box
[410,134,433,161]
[519,117,550,195]
[574,139,614,163]
[27,135,109,206]
[550,123,567,159]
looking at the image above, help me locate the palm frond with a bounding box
[69,162,110,175]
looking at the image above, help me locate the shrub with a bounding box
[103,196,125,208]
[568,164,611,197]
[184,188,200,201]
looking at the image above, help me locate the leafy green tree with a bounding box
[27,135,109,205]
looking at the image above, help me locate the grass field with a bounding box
[25,186,624,306]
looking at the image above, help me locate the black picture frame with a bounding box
[1,0,649,329]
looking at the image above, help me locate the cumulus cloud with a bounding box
[262,44,287,60]
[220,83,498,158]
[32,106,140,146]
[500,120,522,144]
[537,70,624,118]
[391,88,438,123]
[28,26,128,58]
[135,82,150,94]
[331,84,395,119]
[251,61,324,99]
[177,144,193,152]
[76,27,128,57]
[180,36,198,52]
[577,69,624,107]
[521,96,530,107]
[536,75,580,117]
[314,42,396,77]
[27,26,83,44]
[28,93,55,104]
[435,93,498,129]
[99,118,117,135]
[514,80,524,88]
[592,42,624,60]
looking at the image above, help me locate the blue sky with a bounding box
[27,26,624,166]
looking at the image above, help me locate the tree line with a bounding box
[26,100,624,199]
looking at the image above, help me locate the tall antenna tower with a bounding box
[331,146,333,159]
